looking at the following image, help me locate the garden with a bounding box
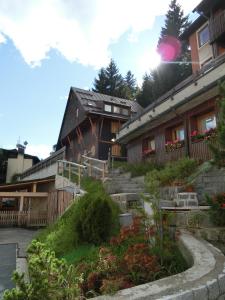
[3,173,188,300]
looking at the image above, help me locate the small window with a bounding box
[104,104,112,112]
[197,112,216,133]
[143,137,156,155]
[122,108,129,116]
[198,24,210,48]
[172,125,185,141]
[113,106,120,114]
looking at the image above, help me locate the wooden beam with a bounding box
[88,117,97,138]
[67,135,71,145]
[32,183,37,193]
[0,192,48,198]
[99,118,104,139]
[99,139,114,144]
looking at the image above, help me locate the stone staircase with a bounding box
[104,169,145,194]
[103,169,148,214]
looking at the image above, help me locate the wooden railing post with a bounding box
[69,163,71,181]
[78,166,81,188]
[102,163,105,180]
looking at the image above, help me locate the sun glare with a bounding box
[139,49,161,74]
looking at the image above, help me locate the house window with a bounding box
[197,112,216,133]
[122,108,129,116]
[172,125,185,141]
[143,137,156,156]
[113,106,120,114]
[198,24,210,48]
[104,104,112,112]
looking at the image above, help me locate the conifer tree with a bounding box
[137,0,191,107]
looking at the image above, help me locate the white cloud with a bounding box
[25,144,52,159]
[0,0,198,68]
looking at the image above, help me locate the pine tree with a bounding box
[93,68,108,94]
[137,0,192,108]
[136,74,155,108]
[123,70,138,100]
[93,59,126,98]
[153,0,191,95]
[209,82,225,167]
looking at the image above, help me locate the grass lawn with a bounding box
[62,244,99,265]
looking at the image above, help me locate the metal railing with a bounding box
[57,160,87,187]
[81,155,108,180]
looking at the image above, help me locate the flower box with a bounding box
[165,140,185,152]
[191,128,217,143]
[142,149,156,156]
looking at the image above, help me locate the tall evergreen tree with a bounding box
[93,59,125,98]
[137,0,192,108]
[136,74,155,108]
[123,70,138,100]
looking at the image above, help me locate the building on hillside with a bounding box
[116,0,225,164]
[0,144,40,184]
[56,87,143,162]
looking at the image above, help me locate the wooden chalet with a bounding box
[56,88,143,161]
[116,0,225,164]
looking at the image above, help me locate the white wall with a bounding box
[6,154,33,183]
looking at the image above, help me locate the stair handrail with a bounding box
[57,160,86,187]
[81,155,108,180]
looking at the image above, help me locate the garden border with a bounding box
[94,230,225,300]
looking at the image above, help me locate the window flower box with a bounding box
[142,149,156,157]
[165,139,185,152]
[191,128,217,143]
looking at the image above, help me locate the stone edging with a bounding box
[94,230,225,299]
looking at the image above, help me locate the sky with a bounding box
[0,0,199,159]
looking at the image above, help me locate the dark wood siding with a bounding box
[127,98,217,164]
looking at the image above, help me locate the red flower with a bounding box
[191,130,198,137]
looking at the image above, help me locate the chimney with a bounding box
[16,143,25,155]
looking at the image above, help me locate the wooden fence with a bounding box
[0,211,48,227]
[0,190,74,227]
[47,190,74,224]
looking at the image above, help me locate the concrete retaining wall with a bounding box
[94,230,225,300]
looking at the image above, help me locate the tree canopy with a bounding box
[93,60,137,100]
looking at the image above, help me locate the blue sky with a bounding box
[0,0,199,159]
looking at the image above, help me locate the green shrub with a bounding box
[3,241,81,300]
[113,161,160,177]
[37,178,120,255]
[206,193,225,226]
[145,158,198,190]
[74,193,113,245]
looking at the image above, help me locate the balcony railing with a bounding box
[209,10,225,43]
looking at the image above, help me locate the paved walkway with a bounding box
[0,228,38,298]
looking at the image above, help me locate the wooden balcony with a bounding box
[209,10,225,43]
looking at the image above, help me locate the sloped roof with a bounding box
[72,87,143,115]
[57,87,143,145]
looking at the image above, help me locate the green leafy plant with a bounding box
[3,241,81,300]
[209,81,225,167]
[206,193,225,226]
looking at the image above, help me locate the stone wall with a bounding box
[193,166,225,204]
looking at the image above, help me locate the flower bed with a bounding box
[165,139,185,152]
[191,128,217,143]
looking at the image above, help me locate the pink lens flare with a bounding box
[157,36,181,62]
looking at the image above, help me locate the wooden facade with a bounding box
[57,88,142,162]
[127,96,218,164]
